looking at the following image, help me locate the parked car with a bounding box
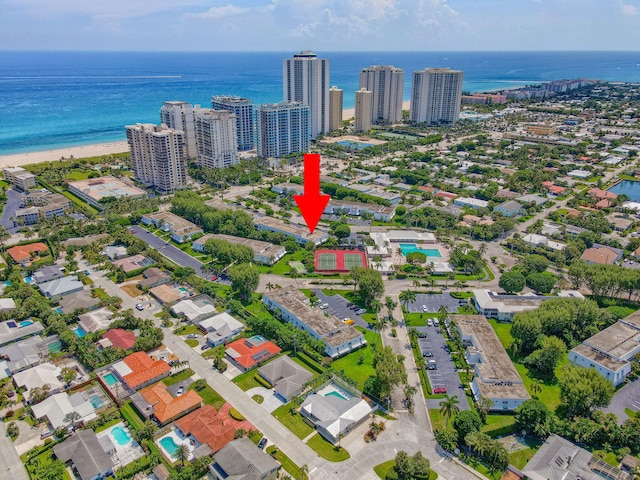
[433,319,440,326]
[427,319,433,327]
[201,344,209,351]
[176,387,184,396]
[343,318,355,325]
[423,351,433,357]
[418,332,427,338]
[135,303,144,311]
[258,437,268,449]
[356,308,366,315]
[422,305,428,312]
[83,270,90,275]
[349,305,359,310]
[433,387,447,394]
[319,303,329,309]
[187,334,198,338]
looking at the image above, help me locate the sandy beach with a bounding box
[342,100,410,121]
[0,141,129,170]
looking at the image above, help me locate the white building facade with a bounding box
[194,109,239,169]
[359,66,404,124]
[410,68,463,126]
[160,101,197,159]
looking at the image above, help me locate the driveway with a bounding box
[314,290,369,328]
[414,326,468,411]
[603,378,640,424]
[245,386,285,414]
[0,188,23,232]
[406,293,460,314]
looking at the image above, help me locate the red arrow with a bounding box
[294,153,331,234]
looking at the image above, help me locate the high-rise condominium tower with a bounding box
[329,86,343,131]
[159,101,197,158]
[126,123,187,194]
[355,88,373,132]
[359,65,404,124]
[256,102,310,159]
[410,68,464,126]
[194,109,238,169]
[211,96,254,151]
[283,51,329,138]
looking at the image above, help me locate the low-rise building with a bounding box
[323,200,396,222]
[258,356,313,401]
[132,381,202,425]
[102,329,136,350]
[12,363,64,402]
[78,308,115,334]
[139,267,171,289]
[192,234,286,265]
[68,176,146,209]
[198,312,244,347]
[112,254,153,273]
[0,320,44,347]
[453,197,489,210]
[103,245,128,261]
[453,315,529,411]
[32,265,65,284]
[172,295,217,323]
[263,286,366,358]
[580,245,623,265]
[494,200,524,218]
[14,206,40,225]
[110,351,171,390]
[32,392,98,429]
[210,437,281,480]
[0,336,43,373]
[38,276,84,299]
[53,430,115,480]
[516,194,548,206]
[6,242,49,264]
[58,290,100,315]
[225,336,281,372]
[3,166,37,191]
[141,211,204,243]
[21,191,72,222]
[522,233,566,251]
[472,289,584,322]
[569,311,640,386]
[254,217,328,246]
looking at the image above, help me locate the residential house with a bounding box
[141,211,203,243]
[580,245,623,265]
[0,336,43,373]
[103,246,128,261]
[198,312,244,347]
[494,200,524,218]
[6,242,48,264]
[53,430,115,480]
[138,267,171,289]
[258,356,313,401]
[149,284,185,305]
[110,351,171,390]
[58,290,100,315]
[112,254,152,273]
[172,295,217,323]
[193,233,286,265]
[588,187,618,200]
[210,437,281,480]
[0,298,16,312]
[453,197,489,210]
[0,320,44,348]
[38,276,84,299]
[12,363,64,402]
[522,233,566,251]
[32,265,64,284]
[78,308,114,334]
[131,381,202,425]
[225,336,281,372]
[516,194,548,206]
[101,329,136,350]
[32,392,98,429]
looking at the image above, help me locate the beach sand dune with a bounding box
[0,141,129,170]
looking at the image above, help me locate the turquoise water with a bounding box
[399,244,442,258]
[325,391,348,400]
[159,436,180,456]
[337,140,374,150]
[179,287,189,294]
[24,277,33,283]
[89,395,105,409]
[54,307,63,314]
[609,180,640,201]
[110,426,131,446]
[103,373,118,386]
[73,326,87,338]
[19,321,34,327]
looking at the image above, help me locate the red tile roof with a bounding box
[140,382,202,424]
[176,404,254,453]
[102,328,137,350]
[434,191,458,200]
[588,188,617,200]
[580,247,619,265]
[122,351,171,389]
[7,242,49,263]
[225,337,281,370]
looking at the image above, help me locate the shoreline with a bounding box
[0,141,130,170]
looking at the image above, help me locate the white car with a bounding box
[135,304,144,311]
[434,319,440,326]
[427,319,433,327]
[422,305,428,312]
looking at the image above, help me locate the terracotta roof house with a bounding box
[135,381,202,425]
[595,199,613,209]
[588,188,618,200]
[225,336,281,372]
[434,191,458,201]
[7,242,49,263]
[176,404,255,454]
[111,351,171,390]
[580,246,623,265]
[102,329,136,350]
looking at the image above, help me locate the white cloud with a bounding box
[621,2,638,15]
[187,3,248,19]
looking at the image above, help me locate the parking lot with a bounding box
[313,290,369,329]
[406,293,460,314]
[414,325,469,411]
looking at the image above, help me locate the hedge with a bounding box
[255,375,273,389]
[293,351,324,374]
[115,452,159,479]
[229,408,246,421]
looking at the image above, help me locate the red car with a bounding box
[433,387,447,394]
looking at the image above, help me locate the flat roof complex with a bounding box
[254,216,328,245]
[472,289,585,321]
[68,176,146,208]
[453,315,529,404]
[193,233,286,265]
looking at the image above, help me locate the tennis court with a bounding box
[314,249,367,273]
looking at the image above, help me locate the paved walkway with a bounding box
[12,420,45,455]
[0,421,29,480]
[245,387,284,413]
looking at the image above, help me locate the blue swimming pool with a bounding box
[337,140,374,150]
[24,277,33,284]
[325,391,348,400]
[19,320,34,327]
[399,244,442,258]
[89,395,105,409]
[110,426,131,446]
[103,373,118,386]
[73,326,87,338]
[159,436,180,457]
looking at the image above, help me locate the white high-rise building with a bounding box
[359,66,404,124]
[126,123,187,194]
[256,102,310,159]
[410,68,464,126]
[329,86,343,132]
[194,109,238,169]
[211,96,254,151]
[283,51,329,139]
[355,88,373,133]
[159,101,197,159]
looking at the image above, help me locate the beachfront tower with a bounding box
[355,88,373,133]
[283,51,330,139]
[194,109,239,169]
[159,101,197,159]
[211,96,254,151]
[126,123,187,194]
[256,102,310,159]
[410,68,464,126]
[329,86,343,132]
[359,65,404,125]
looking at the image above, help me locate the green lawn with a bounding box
[331,328,380,390]
[482,414,516,437]
[175,324,201,336]
[252,395,264,404]
[404,312,440,326]
[374,459,396,479]
[429,408,449,431]
[189,384,225,410]
[185,339,199,347]
[509,447,536,469]
[515,363,562,412]
[66,169,92,181]
[120,401,144,430]
[25,448,72,480]
[266,446,303,479]
[92,288,109,300]
[488,319,514,350]
[306,433,350,462]
[162,368,194,386]
[232,370,265,391]
[272,403,315,439]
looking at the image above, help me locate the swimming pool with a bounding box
[399,244,442,258]
[110,426,132,446]
[89,394,106,409]
[19,320,34,327]
[24,277,33,284]
[103,373,118,386]
[325,391,348,400]
[159,436,180,457]
[73,326,87,338]
[317,382,353,402]
[337,140,374,149]
[54,307,63,315]
[179,287,189,294]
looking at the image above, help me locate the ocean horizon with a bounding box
[1,50,639,155]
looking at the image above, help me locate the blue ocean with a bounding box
[1,51,639,154]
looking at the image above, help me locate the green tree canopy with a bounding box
[526,271,557,294]
[228,263,260,301]
[498,270,526,294]
[558,365,615,417]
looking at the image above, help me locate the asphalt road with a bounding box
[314,290,369,328]
[414,325,469,411]
[0,189,22,232]
[603,378,640,424]
[406,293,460,314]
[0,422,29,479]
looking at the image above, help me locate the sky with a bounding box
[0,0,639,51]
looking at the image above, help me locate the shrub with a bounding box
[229,408,246,421]
[254,375,273,389]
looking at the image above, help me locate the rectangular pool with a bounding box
[103,373,118,386]
[399,244,442,258]
[73,326,87,338]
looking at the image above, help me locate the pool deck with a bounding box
[156,428,196,462]
[388,242,449,267]
[96,422,144,468]
[320,135,387,146]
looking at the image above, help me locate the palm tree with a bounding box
[412,279,421,291]
[372,316,388,343]
[290,269,300,288]
[299,464,309,480]
[530,381,542,399]
[399,290,417,310]
[174,444,190,466]
[478,242,487,256]
[370,299,382,316]
[454,280,464,292]
[439,395,460,426]
[265,282,275,292]
[384,296,397,320]
[438,305,449,325]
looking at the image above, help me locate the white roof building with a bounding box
[368,230,437,255]
[172,297,217,323]
[472,289,584,322]
[12,363,63,401]
[0,298,16,311]
[32,392,98,429]
[198,312,245,347]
